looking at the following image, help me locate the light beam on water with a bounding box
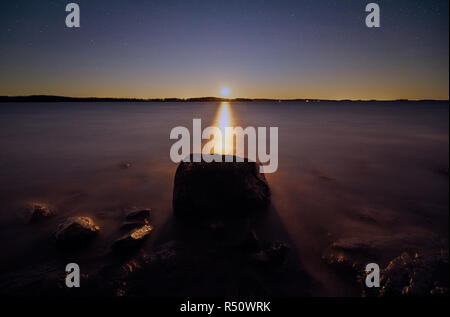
[203,102,235,155]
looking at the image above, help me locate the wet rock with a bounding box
[29,203,54,223]
[321,237,380,277]
[125,207,151,221]
[112,224,153,252]
[372,251,449,297]
[322,235,400,278]
[323,234,449,296]
[173,154,270,220]
[98,241,179,296]
[54,216,100,244]
[120,219,148,231]
[322,250,359,275]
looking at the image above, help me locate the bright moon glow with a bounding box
[217,102,232,131]
[221,87,229,97]
[202,102,234,155]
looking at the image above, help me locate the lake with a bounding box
[0,101,448,296]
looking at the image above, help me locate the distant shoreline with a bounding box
[0,95,448,103]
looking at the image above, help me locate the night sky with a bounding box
[0,0,448,100]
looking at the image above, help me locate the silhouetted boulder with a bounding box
[54,216,99,244]
[173,154,270,220]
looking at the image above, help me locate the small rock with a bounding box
[322,250,359,276]
[54,216,100,244]
[119,162,132,169]
[125,207,151,221]
[113,225,153,252]
[120,219,148,231]
[29,203,54,223]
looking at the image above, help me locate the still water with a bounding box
[0,101,448,295]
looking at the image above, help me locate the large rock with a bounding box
[173,154,270,220]
[54,216,100,244]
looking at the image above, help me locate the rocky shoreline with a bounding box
[1,155,448,296]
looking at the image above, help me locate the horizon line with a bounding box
[0,94,449,103]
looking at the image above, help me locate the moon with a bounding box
[221,87,229,97]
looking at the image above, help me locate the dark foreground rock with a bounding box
[360,251,449,297]
[173,154,270,220]
[97,237,310,297]
[322,234,449,296]
[54,216,99,244]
